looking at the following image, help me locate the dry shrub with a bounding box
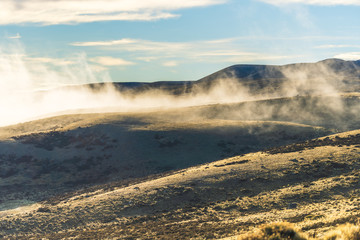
[237,222,308,240]
[323,224,360,240]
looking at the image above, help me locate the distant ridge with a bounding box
[79,58,360,95]
[196,58,360,93]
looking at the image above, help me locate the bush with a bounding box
[237,222,308,240]
[323,224,360,240]
[236,222,360,240]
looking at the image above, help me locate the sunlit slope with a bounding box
[2,93,360,138]
[1,129,360,239]
[0,112,328,211]
[1,94,360,210]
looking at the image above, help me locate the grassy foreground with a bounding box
[237,222,360,240]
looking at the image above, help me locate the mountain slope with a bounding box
[196,58,360,94]
[0,100,334,212]
[1,130,360,239]
[72,59,360,96]
[1,94,360,211]
[1,59,360,239]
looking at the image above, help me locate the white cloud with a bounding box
[89,64,108,72]
[7,33,21,39]
[196,51,259,57]
[90,56,135,66]
[26,57,74,66]
[71,37,298,64]
[257,0,360,5]
[162,61,178,67]
[197,52,295,63]
[137,56,159,62]
[72,39,137,47]
[0,0,226,25]
[334,52,360,60]
[315,44,360,49]
[72,38,190,53]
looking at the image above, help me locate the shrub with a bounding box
[323,224,360,240]
[237,222,308,240]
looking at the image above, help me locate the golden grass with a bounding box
[323,223,360,240]
[237,222,308,240]
[237,222,360,240]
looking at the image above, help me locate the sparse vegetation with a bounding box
[323,224,360,240]
[237,222,308,240]
[237,222,360,240]
[1,98,360,239]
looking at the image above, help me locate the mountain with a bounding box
[83,58,360,95]
[199,59,360,83]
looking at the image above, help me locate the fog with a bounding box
[0,41,359,129]
[0,42,254,127]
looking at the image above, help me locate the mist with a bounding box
[1,41,359,129]
[0,42,254,127]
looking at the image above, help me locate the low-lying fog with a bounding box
[0,41,358,127]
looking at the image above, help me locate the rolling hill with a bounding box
[1,58,360,239]
[84,58,360,96]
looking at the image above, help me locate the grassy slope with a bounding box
[1,95,360,239]
[0,130,360,239]
[0,99,335,211]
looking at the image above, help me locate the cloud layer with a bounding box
[0,0,226,25]
[90,56,135,66]
[334,52,360,60]
[258,0,360,6]
[71,38,293,64]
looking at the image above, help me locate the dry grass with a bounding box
[236,222,360,240]
[1,100,360,239]
[237,222,308,240]
[323,224,360,240]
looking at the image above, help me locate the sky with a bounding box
[0,0,360,85]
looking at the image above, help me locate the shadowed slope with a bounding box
[1,130,360,239]
[1,94,360,210]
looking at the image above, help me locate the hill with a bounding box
[83,58,360,96]
[1,59,360,239]
[1,127,360,239]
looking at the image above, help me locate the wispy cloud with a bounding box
[257,0,360,6]
[162,61,178,67]
[315,44,360,49]
[71,38,298,64]
[90,56,135,66]
[137,56,159,62]
[0,0,227,25]
[72,38,190,53]
[26,57,74,66]
[72,39,137,47]
[7,33,21,39]
[334,52,360,60]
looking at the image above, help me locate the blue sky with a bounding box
[1,0,360,84]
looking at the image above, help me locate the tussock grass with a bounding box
[237,222,308,240]
[237,222,360,240]
[323,223,360,240]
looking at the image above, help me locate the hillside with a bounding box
[197,59,360,93]
[1,59,360,239]
[1,128,360,239]
[83,59,360,96]
[1,96,340,212]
